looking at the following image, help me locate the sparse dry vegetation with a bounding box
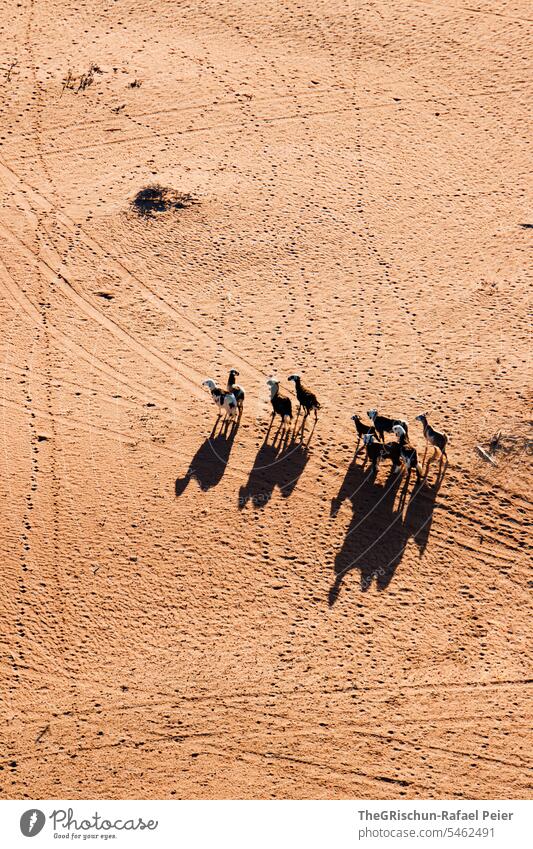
[4,59,18,82]
[477,430,533,464]
[62,64,103,94]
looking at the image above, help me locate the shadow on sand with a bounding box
[329,457,445,603]
[175,418,239,495]
[238,420,315,509]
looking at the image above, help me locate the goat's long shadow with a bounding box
[329,458,440,603]
[404,463,446,555]
[175,420,238,495]
[238,425,311,509]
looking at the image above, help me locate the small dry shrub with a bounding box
[62,64,103,94]
[131,185,198,217]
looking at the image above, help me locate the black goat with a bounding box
[367,408,409,442]
[351,414,378,452]
[227,368,245,411]
[266,378,292,425]
[288,373,320,419]
[363,434,402,475]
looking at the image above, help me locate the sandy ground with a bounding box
[0,0,531,800]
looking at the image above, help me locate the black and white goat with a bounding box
[266,378,292,425]
[202,379,238,421]
[393,424,422,479]
[415,413,448,457]
[367,408,409,442]
[227,368,245,411]
[287,373,320,420]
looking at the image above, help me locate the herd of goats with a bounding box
[202,369,448,481]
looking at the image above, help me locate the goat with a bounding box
[266,378,292,425]
[351,414,378,452]
[202,379,238,421]
[363,433,402,475]
[415,413,448,457]
[392,424,422,479]
[287,373,320,420]
[227,368,245,411]
[367,408,409,442]
[363,433,383,474]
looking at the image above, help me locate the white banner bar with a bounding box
[1,799,531,849]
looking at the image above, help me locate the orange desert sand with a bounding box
[0,0,531,800]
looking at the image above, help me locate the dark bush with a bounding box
[131,185,198,216]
